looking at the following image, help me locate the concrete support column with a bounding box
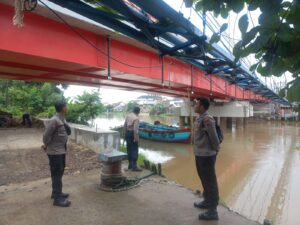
[220,117,227,128]
[243,118,247,127]
[236,118,245,128]
[232,117,237,127]
[226,117,233,129]
[179,116,193,127]
[187,117,192,126]
[179,116,185,127]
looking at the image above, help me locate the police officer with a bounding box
[124,106,142,171]
[42,101,71,207]
[193,97,220,220]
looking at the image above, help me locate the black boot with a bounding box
[198,209,219,220]
[53,198,71,207]
[131,161,142,172]
[131,166,142,172]
[51,192,69,199]
[194,200,209,209]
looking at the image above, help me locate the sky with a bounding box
[55,0,292,102]
[64,85,145,104]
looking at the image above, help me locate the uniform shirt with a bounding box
[43,114,68,155]
[124,112,139,141]
[193,111,220,156]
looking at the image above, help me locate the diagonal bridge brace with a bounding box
[161,36,206,57]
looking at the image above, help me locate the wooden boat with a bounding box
[139,122,191,143]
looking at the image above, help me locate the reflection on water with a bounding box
[95,114,300,225]
[93,113,126,129]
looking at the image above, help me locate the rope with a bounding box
[100,176,141,192]
[100,172,156,192]
[13,0,25,27]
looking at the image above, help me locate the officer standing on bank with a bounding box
[124,106,142,172]
[42,101,71,207]
[193,97,220,220]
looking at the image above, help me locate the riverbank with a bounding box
[0,128,261,225]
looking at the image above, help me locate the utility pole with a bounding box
[5,80,9,107]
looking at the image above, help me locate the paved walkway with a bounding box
[0,169,260,225]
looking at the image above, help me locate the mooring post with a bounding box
[157,163,162,176]
[98,150,127,190]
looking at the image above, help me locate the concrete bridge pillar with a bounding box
[187,117,192,126]
[220,117,227,128]
[236,117,246,128]
[179,116,192,127]
[226,117,233,129]
[179,116,185,127]
[177,100,253,131]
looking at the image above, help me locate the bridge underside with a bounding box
[0,3,265,100]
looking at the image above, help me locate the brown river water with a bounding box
[94,114,300,225]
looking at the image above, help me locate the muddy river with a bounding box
[94,114,300,225]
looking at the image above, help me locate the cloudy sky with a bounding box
[64,86,145,104]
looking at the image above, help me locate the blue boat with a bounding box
[139,122,191,143]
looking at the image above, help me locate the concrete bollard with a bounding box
[226,117,233,129]
[151,164,157,174]
[143,160,150,170]
[98,150,127,189]
[157,163,162,176]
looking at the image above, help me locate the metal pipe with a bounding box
[161,55,164,85]
[190,64,194,94]
[107,36,111,80]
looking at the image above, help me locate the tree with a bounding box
[279,78,300,111]
[149,103,168,115]
[194,0,300,85]
[0,80,64,117]
[126,101,138,112]
[67,91,104,124]
[0,80,104,124]
[104,104,114,112]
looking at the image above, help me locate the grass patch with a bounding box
[219,199,227,207]
[296,145,300,151]
[120,144,146,166]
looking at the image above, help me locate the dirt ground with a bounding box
[0,128,260,225]
[0,128,100,185]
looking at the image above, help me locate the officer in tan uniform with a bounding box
[193,97,220,220]
[124,106,142,171]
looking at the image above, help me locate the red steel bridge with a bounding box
[0,0,289,104]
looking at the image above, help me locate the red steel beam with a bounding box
[0,3,266,102]
[0,71,183,97]
[0,60,227,98]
